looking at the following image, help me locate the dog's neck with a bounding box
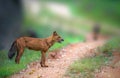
[45,36,55,48]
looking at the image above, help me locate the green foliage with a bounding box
[69,0,120,26]
[99,37,120,56]
[0,50,41,78]
[66,55,108,78]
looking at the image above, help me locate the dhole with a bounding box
[8,31,64,67]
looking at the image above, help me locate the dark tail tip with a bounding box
[8,51,15,59]
[8,41,16,59]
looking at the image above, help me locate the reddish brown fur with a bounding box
[8,31,64,67]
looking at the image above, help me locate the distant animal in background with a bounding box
[8,31,64,67]
[92,24,101,40]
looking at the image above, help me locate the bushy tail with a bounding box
[8,41,17,59]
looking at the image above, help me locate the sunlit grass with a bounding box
[99,37,120,56]
[0,50,41,78]
[66,56,108,78]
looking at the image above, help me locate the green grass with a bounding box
[66,37,120,78]
[66,55,108,78]
[0,49,41,78]
[99,37,120,56]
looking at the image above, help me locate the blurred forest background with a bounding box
[0,0,120,50]
[0,0,120,77]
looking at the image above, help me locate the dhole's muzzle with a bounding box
[58,38,64,43]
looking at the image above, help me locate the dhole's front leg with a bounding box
[15,48,24,64]
[40,51,48,67]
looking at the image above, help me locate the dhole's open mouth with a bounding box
[58,39,64,43]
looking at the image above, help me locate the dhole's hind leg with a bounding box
[40,52,48,67]
[15,48,24,64]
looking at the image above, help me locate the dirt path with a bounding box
[95,66,120,78]
[95,52,120,78]
[10,40,105,78]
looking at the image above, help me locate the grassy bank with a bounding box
[66,37,120,78]
[0,50,41,78]
[66,55,109,78]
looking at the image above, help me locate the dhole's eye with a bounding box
[58,37,61,38]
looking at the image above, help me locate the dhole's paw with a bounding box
[44,64,48,67]
[41,64,48,67]
[40,62,48,67]
[40,62,44,67]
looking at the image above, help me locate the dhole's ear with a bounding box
[53,31,57,35]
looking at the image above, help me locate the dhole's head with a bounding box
[52,31,64,43]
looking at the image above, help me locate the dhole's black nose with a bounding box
[61,39,64,41]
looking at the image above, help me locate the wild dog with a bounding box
[93,24,101,40]
[8,31,64,67]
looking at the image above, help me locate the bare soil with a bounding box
[10,40,105,78]
[95,52,120,78]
